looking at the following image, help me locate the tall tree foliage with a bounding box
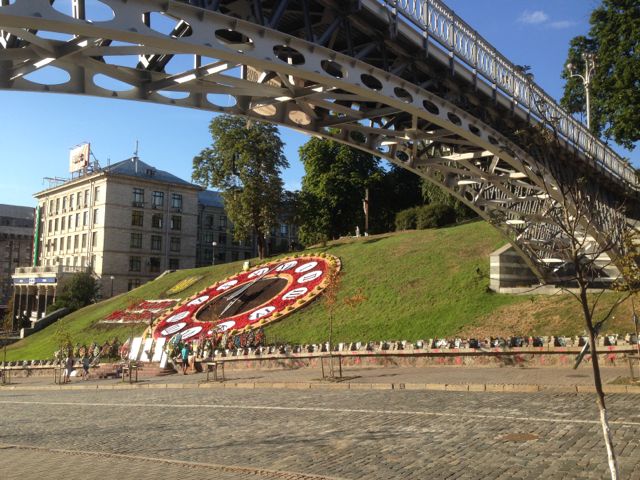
[49,272,99,313]
[193,115,288,258]
[561,0,640,149]
[297,138,382,243]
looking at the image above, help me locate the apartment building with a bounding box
[0,204,33,306]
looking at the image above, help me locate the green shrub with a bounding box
[395,207,418,231]
[416,203,456,229]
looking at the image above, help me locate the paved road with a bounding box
[1,387,639,479]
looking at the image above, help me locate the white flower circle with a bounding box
[180,326,203,340]
[248,267,269,278]
[187,295,209,306]
[216,280,238,291]
[295,262,317,273]
[297,271,323,283]
[276,260,297,272]
[282,287,308,300]
[161,322,186,336]
[165,311,190,323]
[215,320,236,332]
[249,306,276,321]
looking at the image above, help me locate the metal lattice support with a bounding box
[0,0,637,284]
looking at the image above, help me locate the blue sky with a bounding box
[1,0,636,207]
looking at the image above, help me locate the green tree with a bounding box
[192,115,288,258]
[421,177,476,222]
[368,165,423,233]
[48,272,99,313]
[561,0,640,149]
[298,138,382,243]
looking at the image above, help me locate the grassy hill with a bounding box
[4,221,635,361]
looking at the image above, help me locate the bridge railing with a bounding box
[382,0,638,189]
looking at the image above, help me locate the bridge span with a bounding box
[1,0,638,286]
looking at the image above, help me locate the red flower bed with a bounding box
[153,255,340,342]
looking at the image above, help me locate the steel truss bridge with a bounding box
[1,0,638,284]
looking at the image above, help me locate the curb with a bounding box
[2,381,640,394]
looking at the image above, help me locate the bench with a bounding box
[205,361,225,382]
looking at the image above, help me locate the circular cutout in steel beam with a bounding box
[321,60,344,79]
[488,136,499,145]
[289,110,311,126]
[24,66,70,85]
[252,103,277,117]
[273,45,305,65]
[360,74,382,91]
[394,87,413,103]
[423,100,440,115]
[468,124,481,136]
[53,0,114,22]
[396,151,409,162]
[215,29,254,52]
[447,112,462,126]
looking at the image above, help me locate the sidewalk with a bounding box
[1,363,637,394]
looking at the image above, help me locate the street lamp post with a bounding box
[211,242,217,266]
[567,52,596,129]
[110,276,115,297]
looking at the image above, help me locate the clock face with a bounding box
[153,254,340,342]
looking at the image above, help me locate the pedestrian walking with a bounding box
[82,354,91,380]
[181,343,190,375]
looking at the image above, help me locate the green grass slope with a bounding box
[4,221,633,361]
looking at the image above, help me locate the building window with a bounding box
[218,232,227,245]
[82,233,87,248]
[54,218,59,232]
[69,195,74,210]
[49,200,54,215]
[151,235,162,251]
[127,279,142,291]
[48,219,52,233]
[280,224,289,235]
[61,217,66,231]
[133,188,144,206]
[129,256,141,272]
[130,233,142,249]
[66,236,72,252]
[75,213,80,228]
[152,214,163,229]
[203,231,214,243]
[92,231,98,247]
[62,197,67,212]
[76,192,81,208]
[74,235,79,250]
[53,238,57,251]
[149,257,161,273]
[170,237,180,252]
[83,211,88,226]
[84,189,89,207]
[205,215,214,229]
[171,215,181,231]
[169,258,180,270]
[171,193,182,210]
[68,215,73,230]
[59,237,64,251]
[93,209,99,225]
[131,210,143,227]
[219,215,227,230]
[93,186,100,204]
[152,191,164,209]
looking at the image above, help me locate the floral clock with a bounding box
[153,254,341,342]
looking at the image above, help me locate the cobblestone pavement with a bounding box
[1,388,639,479]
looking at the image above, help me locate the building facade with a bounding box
[0,204,34,308]
[20,157,199,305]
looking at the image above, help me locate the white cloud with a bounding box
[518,10,549,25]
[549,20,576,29]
